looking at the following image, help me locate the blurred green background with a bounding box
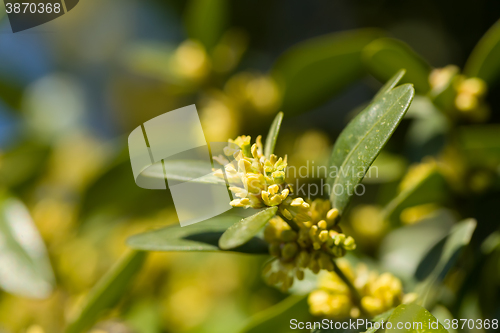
[0,0,499,332]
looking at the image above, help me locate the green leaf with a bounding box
[65,251,147,333]
[239,295,312,333]
[385,303,448,333]
[219,207,278,250]
[363,38,432,93]
[264,112,284,158]
[0,195,54,299]
[417,219,476,307]
[272,29,385,114]
[464,19,500,85]
[381,164,447,225]
[374,69,406,100]
[184,0,228,51]
[127,214,269,254]
[327,83,415,215]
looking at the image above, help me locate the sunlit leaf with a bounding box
[65,251,147,333]
[0,195,54,299]
[264,112,284,158]
[385,303,448,333]
[464,19,500,85]
[363,38,432,93]
[272,29,385,114]
[219,207,277,250]
[184,0,228,51]
[239,295,312,333]
[327,82,415,215]
[127,214,269,254]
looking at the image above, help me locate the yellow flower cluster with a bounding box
[429,65,489,122]
[308,260,405,319]
[262,199,356,292]
[214,135,289,209]
[215,136,357,292]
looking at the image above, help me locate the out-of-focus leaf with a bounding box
[0,141,50,188]
[127,215,269,254]
[464,19,500,85]
[0,79,23,110]
[272,29,385,114]
[79,151,168,219]
[219,207,277,250]
[142,160,225,184]
[264,112,283,158]
[362,151,407,184]
[363,38,432,93]
[417,219,476,307]
[184,0,228,51]
[327,82,414,215]
[65,251,147,333]
[457,125,500,168]
[0,195,54,298]
[382,163,447,225]
[379,210,455,282]
[385,303,448,333]
[126,299,162,333]
[239,295,312,333]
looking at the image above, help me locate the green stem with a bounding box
[332,260,369,318]
[277,211,300,232]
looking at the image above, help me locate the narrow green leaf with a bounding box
[127,215,269,254]
[374,69,406,100]
[464,19,500,85]
[363,38,432,93]
[272,29,385,114]
[65,250,147,333]
[184,0,228,51]
[328,84,415,215]
[0,195,54,299]
[417,219,476,307]
[239,295,312,333]
[219,207,278,250]
[385,303,448,333]
[264,112,284,158]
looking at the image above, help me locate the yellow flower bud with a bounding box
[343,236,356,251]
[326,208,339,223]
[317,220,327,229]
[319,230,329,242]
